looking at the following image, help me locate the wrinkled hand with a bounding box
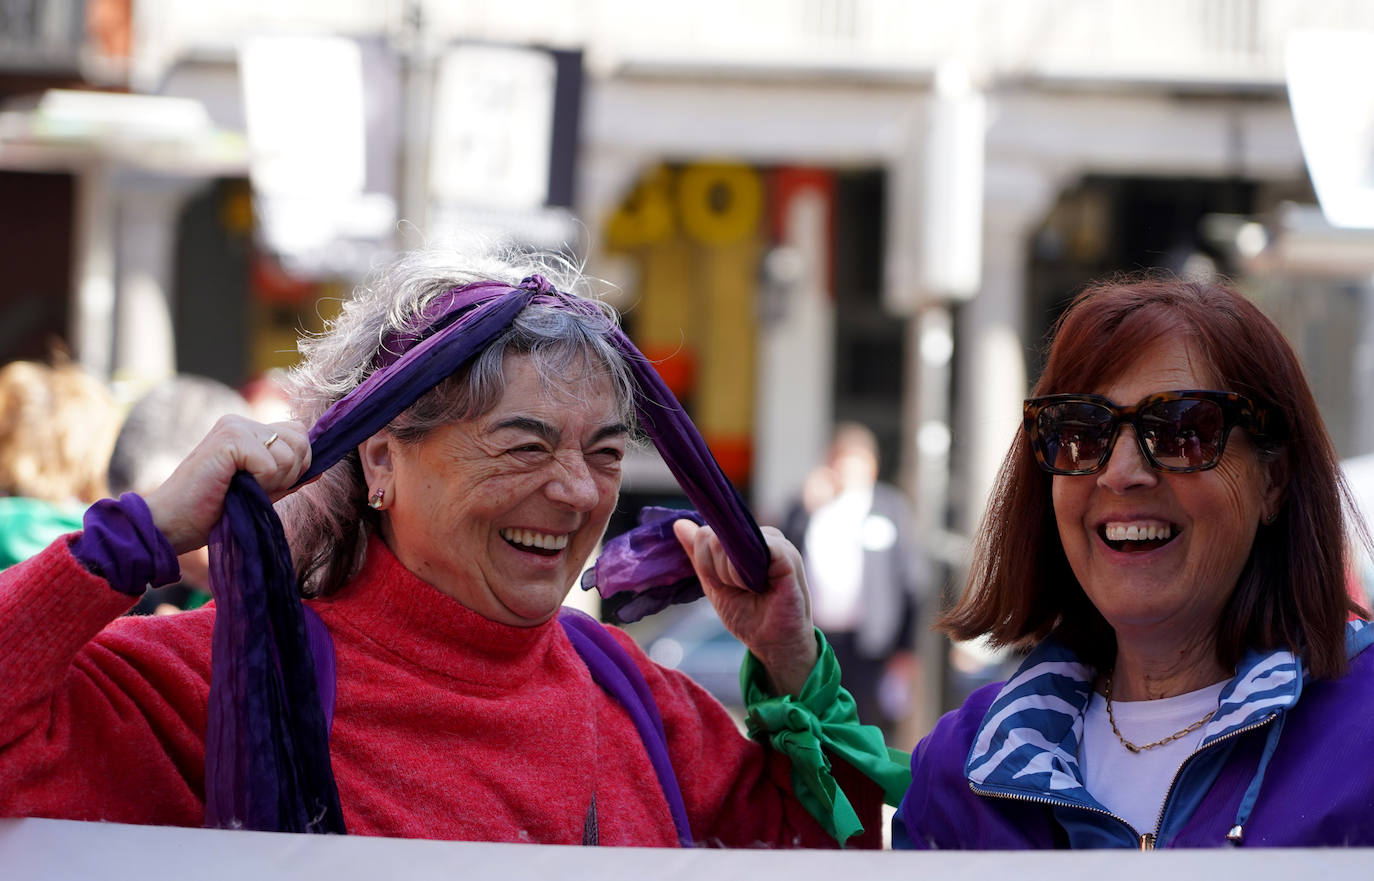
[672,519,818,696]
[143,416,312,555]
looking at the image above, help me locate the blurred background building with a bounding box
[4,0,1374,744]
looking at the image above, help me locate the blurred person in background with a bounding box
[0,247,904,847]
[895,275,1374,849]
[239,368,294,424]
[106,374,253,614]
[783,422,929,741]
[0,357,121,568]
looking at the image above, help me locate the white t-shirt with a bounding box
[803,486,873,631]
[1080,680,1227,836]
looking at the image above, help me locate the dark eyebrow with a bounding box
[489,417,630,446]
[590,423,631,445]
[490,417,559,444]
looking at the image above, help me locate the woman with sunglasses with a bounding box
[894,275,1373,849]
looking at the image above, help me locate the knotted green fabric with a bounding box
[742,629,913,845]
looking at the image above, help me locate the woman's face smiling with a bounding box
[363,353,628,626]
[1051,336,1282,656]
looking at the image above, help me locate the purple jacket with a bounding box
[895,620,1374,849]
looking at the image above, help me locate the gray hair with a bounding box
[108,375,253,495]
[280,247,637,597]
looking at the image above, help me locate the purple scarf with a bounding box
[203,275,767,833]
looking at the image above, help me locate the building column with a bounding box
[754,172,834,524]
[70,162,116,379]
[112,175,204,392]
[954,160,1068,538]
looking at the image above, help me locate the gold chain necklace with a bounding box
[1103,673,1215,754]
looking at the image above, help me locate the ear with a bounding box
[358,432,395,494]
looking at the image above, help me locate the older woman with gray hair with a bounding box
[0,248,902,848]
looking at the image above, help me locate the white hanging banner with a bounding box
[240,36,366,198]
[1287,30,1374,230]
[428,43,557,212]
[240,35,396,273]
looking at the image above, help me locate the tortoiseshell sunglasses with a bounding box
[1023,389,1267,476]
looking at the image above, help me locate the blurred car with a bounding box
[624,600,747,713]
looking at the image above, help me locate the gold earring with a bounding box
[368,487,385,510]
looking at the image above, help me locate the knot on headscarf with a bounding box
[204,276,768,834]
[518,273,555,294]
[741,629,913,846]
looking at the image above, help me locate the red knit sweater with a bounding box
[0,537,877,847]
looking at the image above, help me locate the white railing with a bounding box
[5,816,1374,877]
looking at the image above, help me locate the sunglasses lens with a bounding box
[1035,401,1114,473]
[1139,399,1225,470]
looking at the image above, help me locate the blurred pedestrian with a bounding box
[239,368,293,424]
[106,374,253,613]
[784,422,929,739]
[0,357,121,568]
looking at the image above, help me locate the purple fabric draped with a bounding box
[203,275,767,834]
[597,328,767,612]
[559,607,693,846]
[581,507,706,623]
[205,473,345,832]
[303,282,536,480]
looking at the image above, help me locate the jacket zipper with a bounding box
[970,711,1279,850]
[1144,711,1279,846]
[969,784,1141,845]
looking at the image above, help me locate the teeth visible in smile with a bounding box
[1104,523,1173,542]
[500,528,569,551]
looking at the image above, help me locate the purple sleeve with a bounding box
[69,493,181,596]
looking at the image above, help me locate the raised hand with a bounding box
[673,519,818,696]
[142,416,312,555]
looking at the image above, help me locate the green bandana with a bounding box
[742,629,912,845]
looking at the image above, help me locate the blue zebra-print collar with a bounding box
[965,619,1374,801]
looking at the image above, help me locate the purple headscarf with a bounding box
[203,275,768,833]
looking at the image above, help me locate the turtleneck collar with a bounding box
[310,535,563,690]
